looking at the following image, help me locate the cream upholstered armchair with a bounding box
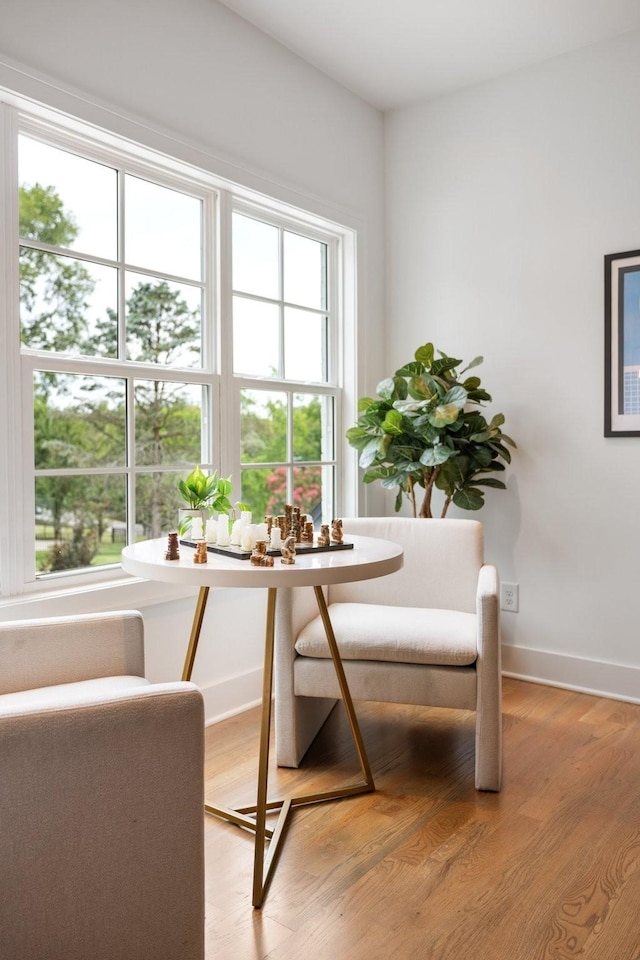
[0,610,205,960]
[275,517,502,791]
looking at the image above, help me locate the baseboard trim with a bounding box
[201,667,263,726]
[502,644,640,705]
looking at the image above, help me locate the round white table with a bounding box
[121,533,402,589]
[121,534,403,907]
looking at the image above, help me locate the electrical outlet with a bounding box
[500,582,519,612]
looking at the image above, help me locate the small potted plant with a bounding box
[346,342,516,518]
[177,465,248,536]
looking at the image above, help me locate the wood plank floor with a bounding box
[203,678,640,960]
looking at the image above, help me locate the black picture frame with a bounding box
[604,248,640,436]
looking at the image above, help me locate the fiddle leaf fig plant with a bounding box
[346,343,516,518]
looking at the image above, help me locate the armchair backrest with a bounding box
[0,610,145,695]
[328,517,483,614]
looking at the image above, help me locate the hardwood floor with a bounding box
[203,678,640,960]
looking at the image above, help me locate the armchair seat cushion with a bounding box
[294,602,478,666]
[0,675,149,712]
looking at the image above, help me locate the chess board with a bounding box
[178,538,354,561]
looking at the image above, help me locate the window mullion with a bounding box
[0,104,25,595]
[218,189,237,480]
[118,168,127,361]
[126,376,136,545]
[278,227,285,379]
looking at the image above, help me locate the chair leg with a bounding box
[474,705,502,791]
[276,694,337,768]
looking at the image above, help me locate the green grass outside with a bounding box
[35,524,126,571]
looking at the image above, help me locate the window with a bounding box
[0,102,351,595]
[233,209,339,524]
[19,130,211,581]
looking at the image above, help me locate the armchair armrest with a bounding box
[476,563,499,656]
[475,562,502,790]
[0,610,145,695]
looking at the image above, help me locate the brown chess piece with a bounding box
[250,540,274,567]
[317,524,330,547]
[193,541,208,564]
[331,518,343,544]
[164,531,180,560]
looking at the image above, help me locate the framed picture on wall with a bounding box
[605,248,640,436]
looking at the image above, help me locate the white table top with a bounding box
[121,535,403,589]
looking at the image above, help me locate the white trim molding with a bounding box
[502,644,640,705]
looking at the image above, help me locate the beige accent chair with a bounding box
[0,610,205,960]
[275,517,502,791]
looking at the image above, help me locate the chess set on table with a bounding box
[169,509,353,564]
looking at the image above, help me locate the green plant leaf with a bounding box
[395,361,424,377]
[488,441,512,463]
[346,425,374,450]
[452,487,485,510]
[393,398,427,414]
[431,356,461,377]
[428,403,461,427]
[414,342,434,367]
[466,387,492,403]
[359,438,383,469]
[358,396,376,412]
[468,478,506,489]
[217,477,233,497]
[437,454,469,481]
[392,376,409,400]
[378,434,393,457]
[441,385,467,408]
[381,474,404,489]
[469,446,494,467]
[410,373,444,401]
[376,377,397,400]
[362,464,394,483]
[419,444,453,466]
[382,409,404,435]
[460,355,483,375]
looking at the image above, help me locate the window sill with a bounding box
[0,574,198,621]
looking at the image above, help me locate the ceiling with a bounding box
[217,0,640,110]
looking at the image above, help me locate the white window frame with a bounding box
[0,94,358,603]
[229,200,342,522]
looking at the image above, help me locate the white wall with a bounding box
[0,0,386,720]
[386,29,640,702]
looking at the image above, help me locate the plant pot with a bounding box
[177,508,208,538]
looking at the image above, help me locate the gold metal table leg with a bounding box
[197,583,375,909]
[181,586,209,682]
[311,585,375,791]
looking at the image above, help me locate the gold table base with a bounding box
[182,585,375,908]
